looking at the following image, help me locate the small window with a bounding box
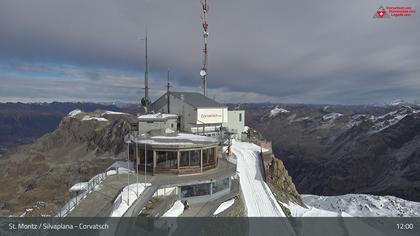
[171,123,174,128]
[239,113,242,122]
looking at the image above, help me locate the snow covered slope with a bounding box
[283,194,420,217]
[110,183,150,217]
[269,106,290,117]
[231,140,285,217]
[302,194,420,217]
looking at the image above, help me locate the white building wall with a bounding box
[226,110,245,139]
[154,94,228,135]
[138,118,178,134]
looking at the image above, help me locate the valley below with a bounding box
[244,103,420,202]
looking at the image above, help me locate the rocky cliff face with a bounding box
[267,158,305,207]
[248,128,305,212]
[0,110,135,216]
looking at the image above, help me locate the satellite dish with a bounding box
[141,97,151,106]
[200,69,207,77]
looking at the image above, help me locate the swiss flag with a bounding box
[374,6,389,19]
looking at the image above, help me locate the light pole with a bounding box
[196,119,206,136]
[144,143,147,188]
[136,143,139,197]
[127,142,130,205]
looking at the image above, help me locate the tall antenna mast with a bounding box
[141,32,151,113]
[166,69,171,113]
[199,0,209,97]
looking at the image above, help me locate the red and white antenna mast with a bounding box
[199,0,209,97]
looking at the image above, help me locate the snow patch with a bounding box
[287,114,310,123]
[269,106,289,117]
[81,115,108,122]
[134,132,218,146]
[322,112,343,121]
[138,113,178,120]
[107,161,135,171]
[101,111,128,116]
[110,183,151,217]
[388,99,405,106]
[165,128,175,134]
[69,182,88,192]
[162,200,185,217]
[369,107,417,133]
[106,170,117,176]
[214,198,235,215]
[68,109,82,117]
[346,114,368,129]
[283,202,348,217]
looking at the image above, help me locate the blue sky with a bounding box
[1,0,419,104]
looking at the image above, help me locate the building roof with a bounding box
[126,132,218,148]
[152,92,225,111]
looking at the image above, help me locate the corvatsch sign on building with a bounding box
[196,108,228,124]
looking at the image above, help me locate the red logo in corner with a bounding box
[373,6,390,18]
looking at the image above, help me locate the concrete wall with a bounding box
[226,110,245,139]
[138,118,178,134]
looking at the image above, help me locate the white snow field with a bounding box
[283,202,351,217]
[213,198,235,215]
[110,183,151,217]
[231,140,284,217]
[302,194,420,217]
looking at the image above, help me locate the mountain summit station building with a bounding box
[124,92,244,203]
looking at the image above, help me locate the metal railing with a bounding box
[55,172,107,217]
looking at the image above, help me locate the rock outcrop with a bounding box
[267,157,305,207]
[0,110,135,216]
[248,128,306,213]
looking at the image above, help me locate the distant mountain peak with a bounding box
[387,99,406,106]
[269,106,290,117]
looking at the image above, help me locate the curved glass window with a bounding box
[156,151,177,169]
[181,183,211,197]
[190,150,201,166]
[203,147,216,166]
[180,151,189,167]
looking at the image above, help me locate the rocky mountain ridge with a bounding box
[0,109,135,216]
[0,102,123,155]
[245,104,420,202]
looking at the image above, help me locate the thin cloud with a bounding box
[0,0,419,104]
